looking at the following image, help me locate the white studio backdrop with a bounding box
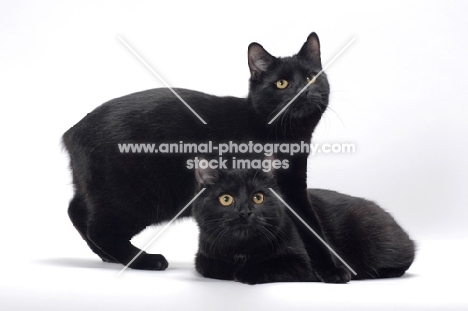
[1,0,467,269]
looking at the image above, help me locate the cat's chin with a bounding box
[287,100,325,120]
[227,224,264,241]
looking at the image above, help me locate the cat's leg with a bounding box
[276,157,351,283]
[68,194,116,263]
[233,254,317,285]
[86,210,168,270]
[293,204,352,283]
[195,252,236,280]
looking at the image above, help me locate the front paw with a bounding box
[128,254,168,270]
[234,267,266,285]
[317,267,351,283]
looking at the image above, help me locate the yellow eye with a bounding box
[219,194,234,206]
[275,79,289,89]
[252,193,264,204]
[306,75,317,84]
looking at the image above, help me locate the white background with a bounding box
[1,1,468,310]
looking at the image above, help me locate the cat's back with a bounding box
[308,188,398,229]
[308,188,415,276]
[62,87,248,151]
[308,188,415,251]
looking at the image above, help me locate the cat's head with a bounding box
[248,32,329,128]
[192,159,287,252]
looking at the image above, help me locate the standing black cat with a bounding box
[193,165,415,284]
[63,32,348,282]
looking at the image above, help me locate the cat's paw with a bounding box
[101,256,118,263]
[233,268,266,285]
[128,254,169,270]
[317,267,351,284]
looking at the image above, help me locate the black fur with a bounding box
[193,167,316,285]
[308,189,415,280]
[62,32,347,281]
[193,167,415,284]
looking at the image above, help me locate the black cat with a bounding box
[193,164,316,285]
[63,32,348,282]
[307,189,415,280]
[193,165,415,284]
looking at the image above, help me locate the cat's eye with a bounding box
[252,193,264,204]
[219,194,234,206]
[275,79,289,89]
[306,75,317,84]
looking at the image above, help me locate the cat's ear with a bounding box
[194,157,219,187]
[298,32,321,65]
[248,43,275,79]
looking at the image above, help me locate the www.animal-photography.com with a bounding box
[1,1,467,310]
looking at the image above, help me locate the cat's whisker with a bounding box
[211,228,228,253]
[279,110,288,137]
[201,217,226,225]
[257,226,276,250]
[252,170,259,186]
[267,99,289,122]
[260,221,288,243]
[288,109,296,137]
[322,104,346,128]
[328,95,351,103]
[203,226,226,236]
[263,223,287,249]
[317,103,325,114]
[207,227,229,254]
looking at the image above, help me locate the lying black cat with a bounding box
[308,189,415,280]
[193,164,316,284]
[193,165,415,284]
[63,33,348,281]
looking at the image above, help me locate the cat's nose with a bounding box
[305,88,320,99]
[239,211,253,218]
